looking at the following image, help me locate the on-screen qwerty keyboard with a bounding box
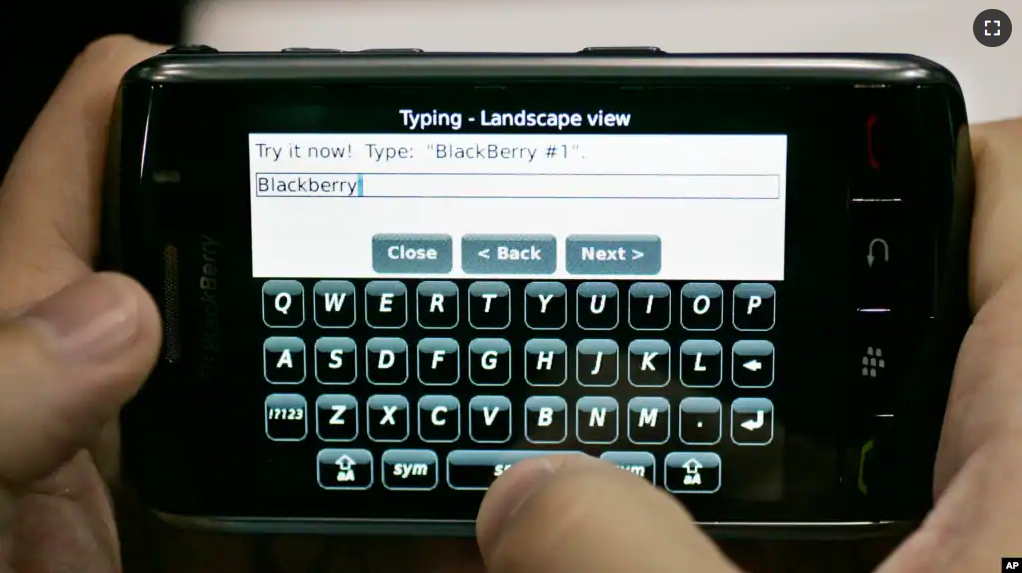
[261,279,776,494]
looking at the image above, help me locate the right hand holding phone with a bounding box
[475,116,1022,573]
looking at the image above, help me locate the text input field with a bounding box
[253,173,780,199]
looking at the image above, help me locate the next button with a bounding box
[566,235,661,275]
[372,234,453,274]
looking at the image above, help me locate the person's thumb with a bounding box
[476,454,743,573]
[0,272,161,530]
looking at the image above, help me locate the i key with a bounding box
[628,282,671,330]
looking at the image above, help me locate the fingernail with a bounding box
[503,458,557,519]
[478,457,558,550]
[22,274,139,362]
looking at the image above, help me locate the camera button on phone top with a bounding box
[579,47,666,55]
[359,48,425,54]
[281,48,344,53]
[164,45,218,54]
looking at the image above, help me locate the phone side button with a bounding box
[359,48,425,54]
[164,44,218,54]
[282,48,344,53]
[579,46,666,55]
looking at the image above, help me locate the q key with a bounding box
[263,280,306,328]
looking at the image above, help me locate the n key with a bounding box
[576,397,619,444]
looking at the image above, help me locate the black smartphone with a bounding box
[104,46,973,538]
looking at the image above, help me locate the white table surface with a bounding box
[185,0,1020,123]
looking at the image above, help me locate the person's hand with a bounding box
[4,32,1018,573]
[0,36,164,570]
[473,117,1022,573]
[0,35,487,573]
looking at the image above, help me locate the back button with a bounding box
[850,201,917,312]
[462,235,557,275]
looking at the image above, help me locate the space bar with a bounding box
[446,450,583,490]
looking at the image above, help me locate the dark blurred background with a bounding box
[0,1,183,178]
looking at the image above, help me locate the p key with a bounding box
[733,283,776,331]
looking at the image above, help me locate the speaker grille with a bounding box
[162,244,182,363]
